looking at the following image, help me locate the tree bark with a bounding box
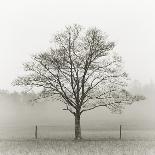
[74,110,82,140]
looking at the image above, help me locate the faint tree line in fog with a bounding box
[0,80,153,104]
[129,80,155,97]
[0,90,37,104]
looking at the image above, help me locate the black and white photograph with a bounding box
[0,0,155,154]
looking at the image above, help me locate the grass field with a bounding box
[1,127,155,154]
[1,126,155,140]
[0,139,155,155]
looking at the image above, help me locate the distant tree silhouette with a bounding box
[0,89,36,104]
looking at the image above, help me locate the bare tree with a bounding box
[13,25,144,140]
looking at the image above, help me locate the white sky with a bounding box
[0,0,155,90]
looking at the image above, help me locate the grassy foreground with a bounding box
[0,139,155,155]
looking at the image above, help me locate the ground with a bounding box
[0,139,155,155]
[1,127,155,154]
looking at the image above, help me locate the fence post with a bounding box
[120,125,122,140]
[35,125,38,139]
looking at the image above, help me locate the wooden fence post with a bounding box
[35,125,38,139]
[120,125,122,140]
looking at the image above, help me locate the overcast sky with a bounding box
[0,0,155,91]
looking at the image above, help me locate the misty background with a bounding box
[0,0,155,129]
[0,81,154,129]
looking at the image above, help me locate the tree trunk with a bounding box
[74,110,82,140]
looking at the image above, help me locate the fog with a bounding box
[0,0,155,129]
[0,81,154,129]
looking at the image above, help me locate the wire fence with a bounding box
[0,125,155,140]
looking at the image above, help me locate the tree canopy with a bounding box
[13,24,144,114]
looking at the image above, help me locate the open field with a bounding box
[1,126,155,140]
[1,139,155,155]
[1,127,155,154]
